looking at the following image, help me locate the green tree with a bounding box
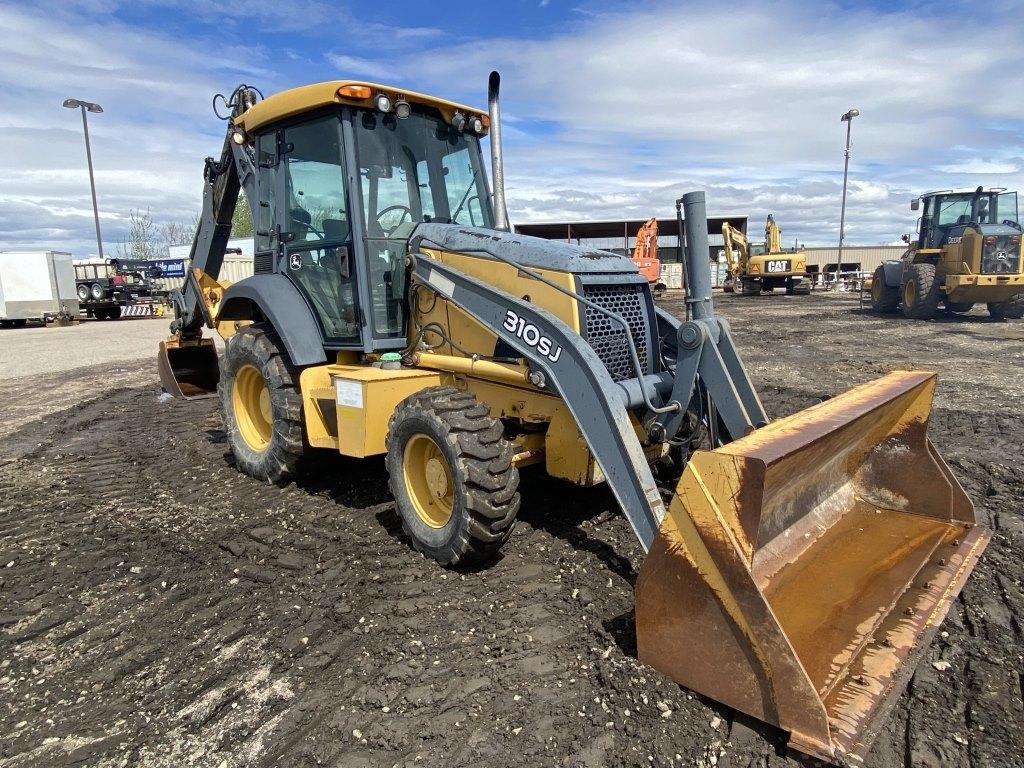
[115,208,160,260]
[231,195,254,238]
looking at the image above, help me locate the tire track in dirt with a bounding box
[0,293,1021,768]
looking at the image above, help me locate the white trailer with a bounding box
[0,251,79,326]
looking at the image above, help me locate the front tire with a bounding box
[870,266,900,313]
[90,283,104,301]
[988,294,1024,320]
[77,284,90,302]
[219,323,305,482]
[901,262,940,319]
[386,386,520,566]
[740,279,759,296]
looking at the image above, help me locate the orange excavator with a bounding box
[632,218,666,295]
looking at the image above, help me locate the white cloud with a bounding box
[1,0,1022,255]
[389,0,1024,242]
[324,53,397,82]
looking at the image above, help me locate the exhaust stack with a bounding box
[487,71,510,232]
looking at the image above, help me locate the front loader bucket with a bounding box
[157,337,220,399]
[635,370,989,764]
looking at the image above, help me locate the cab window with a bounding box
[255,133,277,254]
[353,107,494,340]
[937,196,973,226]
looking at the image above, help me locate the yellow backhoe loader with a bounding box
[158,74,988,765]
[722,215,810,295]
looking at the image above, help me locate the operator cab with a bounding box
[248,87,494,353]
[913,187,1020,249]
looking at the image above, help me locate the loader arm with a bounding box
[412,255,667,549]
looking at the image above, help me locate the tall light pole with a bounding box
[835,107,859,290]
[63,98,105,258]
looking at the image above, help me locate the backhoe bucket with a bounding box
[635,370,989,764]
[157,337,220,399]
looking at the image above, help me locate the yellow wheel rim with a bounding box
[904,280,916,307]
[402,434,454,528]
[871,279,882,302]
[232,364,273,452]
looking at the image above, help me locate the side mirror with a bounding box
[910,198,920,211]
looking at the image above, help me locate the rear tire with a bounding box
[77,284,90,302]
[870,266,900,313]
[90,283,104,301]
[988,294,1024,320]
[107,305,122,320]
[901,262,940,319]
[740,279,759,296]
[386,386,520,567]
[219,323,305,482]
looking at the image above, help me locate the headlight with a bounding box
[451,110,466,132]
[469,115,484,133]
[374,92,392,113]
[394,98,411,119]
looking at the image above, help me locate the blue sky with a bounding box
[1,0,1023,257]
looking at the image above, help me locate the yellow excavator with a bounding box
[722,214,810,294]
[157,73,988,765]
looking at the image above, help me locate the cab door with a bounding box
[277,114,362,346]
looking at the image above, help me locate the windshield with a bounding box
[936,196,973,226]
[353,106,494,340]
[354,107,493,235]
[936,192,1018,227]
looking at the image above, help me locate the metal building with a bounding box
[514,216,749,263]
[802,245,906,280]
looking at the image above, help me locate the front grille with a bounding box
[981,236,1021,274]
[581,283,650,381]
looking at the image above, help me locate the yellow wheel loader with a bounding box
[871,187,1024,319]
[722,214,810,295]
[158,74,989,764]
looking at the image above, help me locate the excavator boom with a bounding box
[631,218,661,286]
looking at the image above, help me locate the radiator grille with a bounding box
[981,236,1021,274]
[581,283,650,382]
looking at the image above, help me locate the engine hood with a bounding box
[410,223,638,275]
[974,223,1023,236]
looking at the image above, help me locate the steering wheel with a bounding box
[376,205,413,237]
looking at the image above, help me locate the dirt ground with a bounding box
[1,292,1021,768]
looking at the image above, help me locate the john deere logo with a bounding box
[289,253,302,271]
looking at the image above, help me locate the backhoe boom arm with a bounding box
[169,87,259,338]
